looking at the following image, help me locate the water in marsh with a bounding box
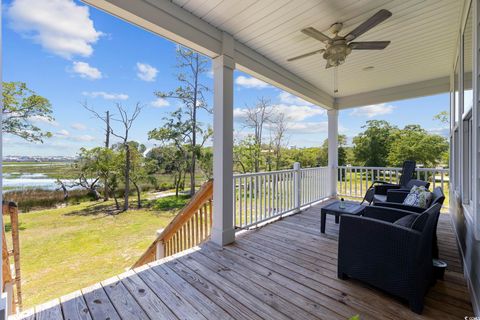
[2,162,79,192]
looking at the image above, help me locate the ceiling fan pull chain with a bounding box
[334,66,339,94]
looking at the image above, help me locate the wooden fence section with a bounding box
[2,201,22,314]
[132,180,213,268]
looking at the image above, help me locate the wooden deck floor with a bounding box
[13,202,473,319]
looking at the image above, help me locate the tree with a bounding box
[233,135,259,173]
[124,141,156,208]
[3,82,54,142]
[110,103,143,211]
[155,46,211,196]
[352,120,397,167]
[149,109,212,195]
[71,148,102,200]
[317,134,348,166]
[82,103,112,200]
[147,145,189,196]
[271,113,289,170]
[388,125,449,167]
[241,97,273,172]
[433,111,449,125]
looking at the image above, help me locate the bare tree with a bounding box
[155,46,210,196]
[242,97,273,172]
[271,113,289,170]
[82,103,112,200]
[110,103,143,211]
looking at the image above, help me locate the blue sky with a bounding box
[3,0,449,157]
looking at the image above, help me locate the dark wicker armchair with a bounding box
[338,203,442,314]
[361,160,418,204]
[374,187,445,258]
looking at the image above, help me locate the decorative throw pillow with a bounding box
[403,186,432,208]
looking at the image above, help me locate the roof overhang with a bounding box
[83,0,462,110]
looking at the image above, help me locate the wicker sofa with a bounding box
[337,203,442,314]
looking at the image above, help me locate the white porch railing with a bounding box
[338,166,450,206]
[233,165,330,229]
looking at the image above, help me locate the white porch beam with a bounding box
[211,33,235,246]
[335,76,450,109]
[82,0,334,109]
[328,110,339,198]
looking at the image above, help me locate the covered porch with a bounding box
[14,200,472,320]
[4,0,479,318]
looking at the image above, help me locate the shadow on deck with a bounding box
[13,201,473,319]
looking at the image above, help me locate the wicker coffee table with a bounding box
[320,200,366,233]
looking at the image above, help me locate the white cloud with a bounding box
[286,122,328,134]
[278,92,313,106]
[71,123,87,131]
[7,0,102,59]
[29,115,59,127]
[136,62,158,82]
[234,104,324,122]
[151,97,170,108]
[235,76,271,89]
[349,103,395,118]
[82,91,128,100]
[56,129,70,137]
[72,61,102,80]
[428,126,449,137]
[72,135,96,142]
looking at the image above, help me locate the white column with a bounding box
[211,33,235,246]
[328,109,339,198]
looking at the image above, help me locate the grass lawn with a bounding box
[4,199,181,309]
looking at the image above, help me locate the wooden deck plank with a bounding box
[150,262,235,320]
[118,269,178,320]
[60,290,92,320]
[101,276,149,320]
[35,299,63,320]
[201,241,349,319]
[200,242,346,319]
[11,203,473,320]
[164,257,263,320]
[187,250,316,319]
[177,253,290,320]
[81,283,121,320]
[134,265,208,320]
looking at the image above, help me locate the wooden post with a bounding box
[212,32,235,246]
[2,201,21,313]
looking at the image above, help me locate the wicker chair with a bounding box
[338,203,442,314]
[361,160,418,204]
[374,187,445,258]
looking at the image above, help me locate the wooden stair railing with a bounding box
[2,201,22,314]
[133,180,213,268]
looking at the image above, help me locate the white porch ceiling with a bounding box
[84,0,463,109]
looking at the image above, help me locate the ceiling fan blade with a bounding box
[345,9,392,41]
[350,41,391,50]
[301,27,331,43]
[287,49,325,62]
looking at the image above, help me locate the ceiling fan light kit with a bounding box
[288,9,392,69]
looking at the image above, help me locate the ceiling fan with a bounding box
[288,9,392,68]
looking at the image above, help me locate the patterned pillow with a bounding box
[403,186,432,208]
